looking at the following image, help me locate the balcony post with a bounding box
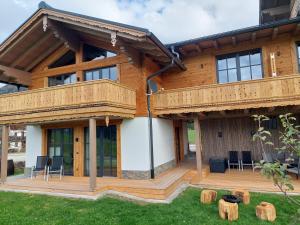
[1,125,9,183]
[89,118,97,191]
[193,116,203,178]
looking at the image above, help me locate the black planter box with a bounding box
[209,158,227,173]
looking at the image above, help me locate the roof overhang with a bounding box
[0,2,185,72]
[167,16,300,56]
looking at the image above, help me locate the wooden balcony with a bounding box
[0,80,136,124]
[153,75,300,115]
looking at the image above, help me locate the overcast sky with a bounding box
[0,0,259,44]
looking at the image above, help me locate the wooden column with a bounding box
[193,116,203,177]
[89,118,97,191]
[1,125,9,183]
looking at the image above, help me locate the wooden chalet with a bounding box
[0,1,300,200]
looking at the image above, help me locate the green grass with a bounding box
[0,188,299,225]
[13,167,24,176]
[188,128,195,144]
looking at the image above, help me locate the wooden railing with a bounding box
[153,75,300,115]
[0,80,136,124]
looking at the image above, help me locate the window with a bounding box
[296,43,300,71]
[262,116,278,130]
[48,73,76,87]
[0,82,28,95]
[83,44,116,62]
[217,49,263,83]
[49,50,76,69]
[84,66,117,81]
[149,80,158,93]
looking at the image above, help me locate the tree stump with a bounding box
[218,199,239,221]
[256,202,276,222]
[200,190,217,204]
[231,189,250,204]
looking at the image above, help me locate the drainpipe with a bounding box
[146,59,175,179]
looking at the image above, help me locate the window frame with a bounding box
[84,65,118,82]
[48,73,77,87]
[216,48,264,84]
[295,42,300,72]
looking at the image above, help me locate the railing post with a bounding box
[1,125,9,183]
[89,118,97,191]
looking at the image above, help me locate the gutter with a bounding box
[146,59,175,179]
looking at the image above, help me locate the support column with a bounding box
[89,118,97,191]
[193,116,203,178]
[1,125,9,183]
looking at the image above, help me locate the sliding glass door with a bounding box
[84,125,117,177]
[47,128,74,175]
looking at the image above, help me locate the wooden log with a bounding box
[231,189,250,204]
[218,199,239,221]
[256,202,276,222]
[200,190,217,204]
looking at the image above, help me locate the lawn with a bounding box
[188,128,195,144]
[0,188,299,225]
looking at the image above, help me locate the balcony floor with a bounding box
[1,164,299,203]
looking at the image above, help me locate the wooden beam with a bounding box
[11,32,52,68]
[0,65,31,86]
[220,111,227,116]
[267,107,275,112]
[251,32,257,43]
[89,118,97,191]
[290,0,300,18]
[231,36,237,46]
[272,27,279,40]
[1,125,9,183]
[294,23,300,35]
[47,19,80,52]
[192,44,202,53]
[193,116,203,178]
[25,41,63,71]
[179,48,186,55]
[213,40,219,49]
[119,45,141,66]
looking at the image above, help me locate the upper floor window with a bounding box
[217,49,263,83]
[84,66,117,81]
[48,73,76,87]
[83,44,116,62]
[49,50,76,69]
[0,82,28,95]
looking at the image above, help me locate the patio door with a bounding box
[84,125,117,177]
[47,128,74,175]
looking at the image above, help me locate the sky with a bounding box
[0,0,259,44]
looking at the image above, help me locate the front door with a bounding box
[47,128,74,175]
[84,125,117,177]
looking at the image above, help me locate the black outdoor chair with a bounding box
[227,151,240,171]
[240,151,254,172]
[46,156,64,181]
[287,158,300,180]
[31,156,49,180]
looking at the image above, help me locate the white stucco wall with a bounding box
[153,118,175,167]
[121,117,175,171]
[25,125,42,168]
[121,118,150,171]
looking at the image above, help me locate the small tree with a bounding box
[253,114,300,206]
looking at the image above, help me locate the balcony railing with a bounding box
[0,79,136,124]
[153,75,300,115]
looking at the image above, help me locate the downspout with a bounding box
[146,59,175,179]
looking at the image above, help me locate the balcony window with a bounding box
[48,73,76,87]
[49,50,76,69]
[217,49,263,83]
[296,43,300,71]
[0,82,28,95]
[84,66,117,81]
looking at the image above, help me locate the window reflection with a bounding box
[84,66,117,81]
[216,49,263,83]
[0,82,28,95]
[48,73,76,87]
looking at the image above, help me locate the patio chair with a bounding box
[31,156,49,180]
[227,151,240,171]
[46,156,64,181]
[287,158,300,180]
[240,151,254,172]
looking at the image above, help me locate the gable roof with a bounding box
[0,1,185,72]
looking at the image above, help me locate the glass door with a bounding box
[84,125,117,177]
[47,128,74,175]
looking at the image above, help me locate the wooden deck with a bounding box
[1,166,300,202]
